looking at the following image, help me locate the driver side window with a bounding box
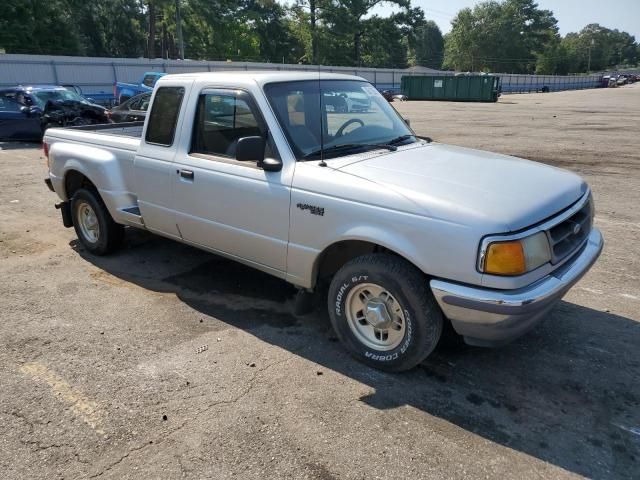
[0,97,24,112]
[191,92,263,159]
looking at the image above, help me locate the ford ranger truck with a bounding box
[43,72,604,372]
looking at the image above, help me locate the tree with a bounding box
[327,1,410,65]
[391,7,443,69]
[443,0,558,73]
[442,6,485,71]
[535,37,575,74]
[360,16,408,68]
[411,20,444,68]
[245,1,305,63]
[608,29,637,66]
[294,0,328,64]
[0,0,83,55]
[72,0,146,57]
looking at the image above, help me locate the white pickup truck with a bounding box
[44,72,603,371]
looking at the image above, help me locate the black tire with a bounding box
[327,253,443,372]
[70,188,124,255]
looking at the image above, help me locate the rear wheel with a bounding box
[71,188,124,255]
[328,253,443,372]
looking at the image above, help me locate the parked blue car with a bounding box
[0,96,42,141]
[0,85,110,141]
[114,72,166,105]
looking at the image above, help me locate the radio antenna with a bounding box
[318,64,327,167]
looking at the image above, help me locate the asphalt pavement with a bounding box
[1,84,639,479]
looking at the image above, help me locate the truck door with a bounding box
[133,85,188,238]
[171,88,291,273]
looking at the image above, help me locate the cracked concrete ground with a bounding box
[1,84,639,479]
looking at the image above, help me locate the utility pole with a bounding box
[587,38,594,72]
[310,0,318,65]
[175,0,185,60]
[147,0,156,59]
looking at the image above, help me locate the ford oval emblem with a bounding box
[573,223,581,235]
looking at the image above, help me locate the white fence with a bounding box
[0,53,604,101]
[0,54,417,100]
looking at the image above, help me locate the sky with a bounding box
[370,0,640,40]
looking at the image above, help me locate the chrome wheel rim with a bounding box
[77,201,100,244]
[345,283,406,351]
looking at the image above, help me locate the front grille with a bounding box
[546,195,593,264]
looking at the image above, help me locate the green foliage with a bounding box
[410,20,444,69]
[0,0,83,55]
[443,0,638,74]
[443,0,558,73]
[360,16,408,68]
[535,37,575,74]
[393,7,444,69]
[0,0,637,73]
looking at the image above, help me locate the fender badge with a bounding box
[297,203,325,216]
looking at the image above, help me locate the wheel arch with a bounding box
[64,169,98,200]
[311,236,428,289]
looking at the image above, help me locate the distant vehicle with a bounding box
[381,90,408,102]
[0,86,110,140]
[0,95,43,141]
[618,74,637,84]
[616,75,628,86]
[109,92,150,123]
[342,91,371,112]
[115,72,166,105]
[61,84,115,107]
[322,92,349,113]
[323,91,370,112]
[601,75,616,88]
[380,90,394,102]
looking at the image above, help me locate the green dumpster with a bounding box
[401,75,501,102]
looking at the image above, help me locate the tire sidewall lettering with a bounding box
[335,275,414,363]
[335,275,368,316]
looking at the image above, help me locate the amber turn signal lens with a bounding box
[484,241,526,275]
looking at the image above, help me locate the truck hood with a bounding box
[337,143,587,232]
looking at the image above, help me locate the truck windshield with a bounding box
[264,80,416,161]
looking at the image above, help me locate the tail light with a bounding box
[43,142,50,168]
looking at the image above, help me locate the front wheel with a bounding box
[71,188,124,255]
[328,254,443,372]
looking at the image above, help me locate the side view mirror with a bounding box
[236,136,265,162]
[258,157,284,172]
[21,106,41,117]
[404,118,411,127]
[236,136,283,172]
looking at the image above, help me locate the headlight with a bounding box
[482,231,550,275]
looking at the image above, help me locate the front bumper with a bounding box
[430,228,603,347]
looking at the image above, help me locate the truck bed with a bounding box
[44,122,143,152]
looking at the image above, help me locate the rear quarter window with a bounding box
[145,87,185,146]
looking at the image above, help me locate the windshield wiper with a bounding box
[303,143,397,160]
[386,134,415,146]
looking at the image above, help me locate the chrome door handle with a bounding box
[178,169,194,180]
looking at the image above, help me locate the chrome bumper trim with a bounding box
[430,228,603,346]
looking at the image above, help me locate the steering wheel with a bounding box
[336,118,365,138]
